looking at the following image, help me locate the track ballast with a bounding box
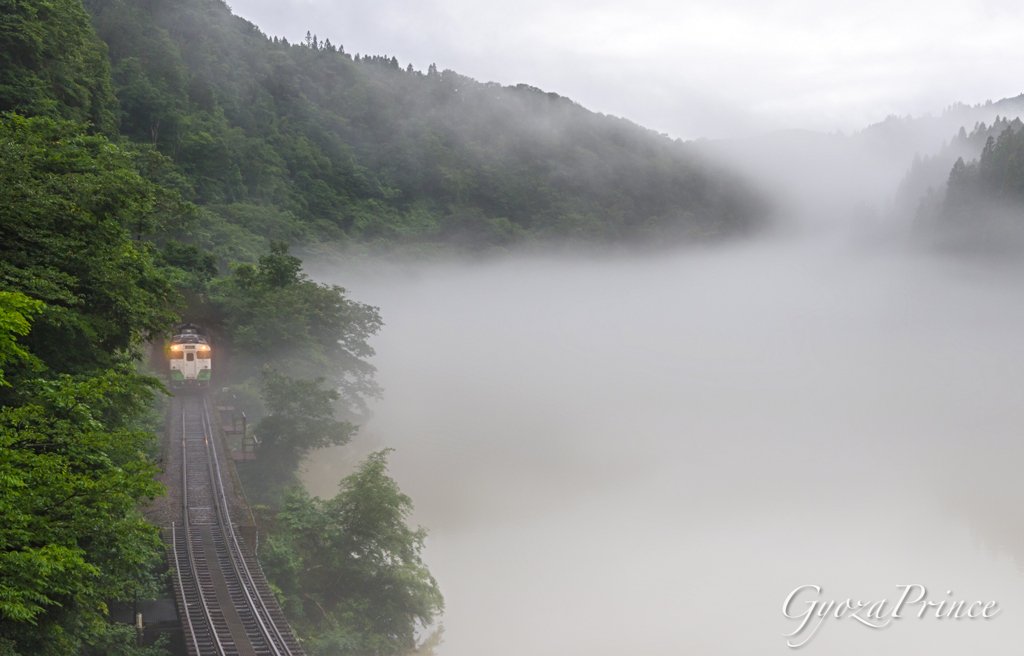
[168,395,304,656]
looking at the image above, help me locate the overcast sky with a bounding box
[226,0,1024,139]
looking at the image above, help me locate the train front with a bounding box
[168,328,212,389]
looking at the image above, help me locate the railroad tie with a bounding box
[200,525,258,656]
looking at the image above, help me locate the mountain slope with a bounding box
[0,0,118,132]
[695,97,1024,229]
[893,116,1023,220]
[83,0,765,254]
[913,119,1024,251]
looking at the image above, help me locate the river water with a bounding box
[304,234,1024,654]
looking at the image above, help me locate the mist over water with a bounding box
[303,233,1024,654]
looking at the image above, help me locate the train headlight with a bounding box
[171,345,180,350]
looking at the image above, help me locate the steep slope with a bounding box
[913,119,1024,251]
[696,97,1024,228]
[893,116,1023,221]
[0,0,118,132]
[83,0,765,254]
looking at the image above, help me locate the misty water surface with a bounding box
[303,235,1024,654]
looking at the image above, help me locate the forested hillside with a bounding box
[893,116,1023,220]
[0,112,180,656]
[0,111,441,655]
[80,0,763,255]
[0,2,440,652]
[0,0,118,132]
[913,120,1024,250]
[696,96,1024,228]
[0,0,762,650]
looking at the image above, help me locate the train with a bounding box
[168,325,212,388]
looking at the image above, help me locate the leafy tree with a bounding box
[246,370,356,501]
[210,241,382,409]
[260,451,443,656]
[156,241,218,282]
[0,370,166,655]
[916,121,1024,248]
[0,292,43,387]
[0,114,187,380]
[153,240,220,310]
[0,0,119,133]
[0,116,179,655]
[79,0,764,253]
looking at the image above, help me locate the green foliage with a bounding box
[156,241,217,281]
[78,0,763,252]
[0,114,176,655]
[211,241,382,407]
[2,6,423,654]
[153,240,219,300]
[0,371,165,654]
[0,292,44,387]
[916,121,1024,248]
[260,451,443,655]
[894,117,1024,220]
[211,241,380,509]
[81,623,169,656]
[246,371,355,501]
[0,0,119,134]
[0,114,188,378]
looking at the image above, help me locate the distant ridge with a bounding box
[694,91,1024,225]
[79,0,766,256]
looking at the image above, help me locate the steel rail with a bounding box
[171,522,204,656]
[199,397,293,656]
[180,403,226,656]
[201,398,297,656]
[171,394,303,655]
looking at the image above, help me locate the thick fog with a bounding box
[301,229,1024,653]
[284,36,1024,649]
[695,98,1024,232]
[229,0,1024,138]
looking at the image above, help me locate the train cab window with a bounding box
[186,353,194,362]
[171,351,184,359]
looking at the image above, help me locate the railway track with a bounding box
[168,395,304,656]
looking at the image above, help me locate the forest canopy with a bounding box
[79,0,765,255]
[0,0,119,133]
[259,451,444,656]
[913,119,1024,251]
[0,115,174,656]
[0,0,770,651]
